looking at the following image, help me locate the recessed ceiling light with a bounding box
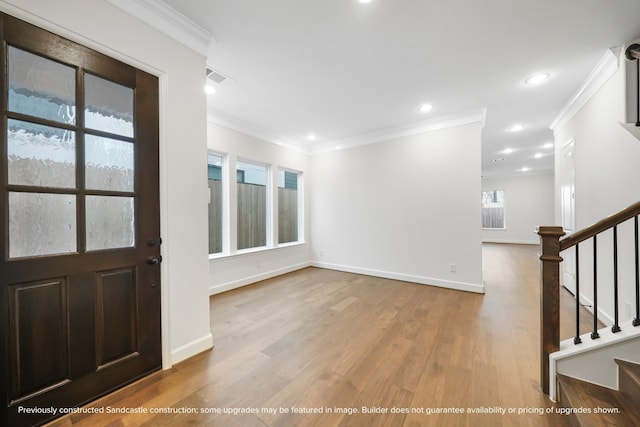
[307,133,317,141]
[508,124,525,132]
[358,0,373,3]
[543,142,554,149]
[521,167,530,172]
[502,148,514,154]
[205,84,216,95]
[492,158,505,163]
[525,73,550,85]
[419,103,433,113]
[534,153,543,159]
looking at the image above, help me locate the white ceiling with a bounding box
[162,0,640,177]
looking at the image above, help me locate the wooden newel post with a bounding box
[537,226,565,395]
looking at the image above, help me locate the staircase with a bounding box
[557,359,640,427]
[538,201,640,398]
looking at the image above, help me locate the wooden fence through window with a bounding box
[208,181,298,253]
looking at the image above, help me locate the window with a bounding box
[237,160,267,250]
[482,190,505,229]
[207,155,303,254]
[278,169,299,244]
[207,153,223,254]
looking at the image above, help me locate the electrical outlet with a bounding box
[626,302,632,317]
[449,263,457,273]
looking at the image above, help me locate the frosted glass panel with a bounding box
[8,46,76,125]
[8,119,76,188]
[86,196,135,251]
[9,192,77,258]
[85,74,133,137]
[85,135,134,192]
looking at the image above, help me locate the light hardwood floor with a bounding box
[48,243,587,427]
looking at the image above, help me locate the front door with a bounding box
[0,14,161,426]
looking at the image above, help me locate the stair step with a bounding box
[557,373,640,427]
[615,359,640,406]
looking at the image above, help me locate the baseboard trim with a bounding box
[209,262,312,295]
[574,291,615,327]
[171,333,213,365]
[311,261,485,294]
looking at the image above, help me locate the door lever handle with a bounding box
[147,256,160,265]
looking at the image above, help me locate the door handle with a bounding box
[147,256,159,265]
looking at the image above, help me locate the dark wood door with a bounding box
[0,14,161,427]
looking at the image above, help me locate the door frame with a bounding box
[559,138,576,293]
[1,4,172,371]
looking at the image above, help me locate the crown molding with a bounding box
[308,108,487,155]
[481,169,554,179]
[207,113,312,155]
[108,0,214,57]
[550,46,622,134]
[208,109,487,157]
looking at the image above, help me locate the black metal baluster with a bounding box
[612,226,621,333]
[592,235,600,339]
[574,244,582,344]
[635,216,640,327]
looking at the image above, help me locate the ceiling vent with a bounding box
[206,67,233,85]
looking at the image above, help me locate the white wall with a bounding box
[553,47,640,325]
[555,53,640,226]
[310,122,484,293]
[482,173,554,244]
[2,0,213,365]
[207,122,311,294]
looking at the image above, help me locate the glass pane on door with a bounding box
[8,192,77,258]
[8,46,76,125]
[86,196,135,251]
[8,119,76,188]
[85,74,134,137]
[85,135,134,192]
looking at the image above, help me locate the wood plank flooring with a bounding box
[47,243,591,427]
[558,367,640,427]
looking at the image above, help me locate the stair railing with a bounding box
[538,201,640,395]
